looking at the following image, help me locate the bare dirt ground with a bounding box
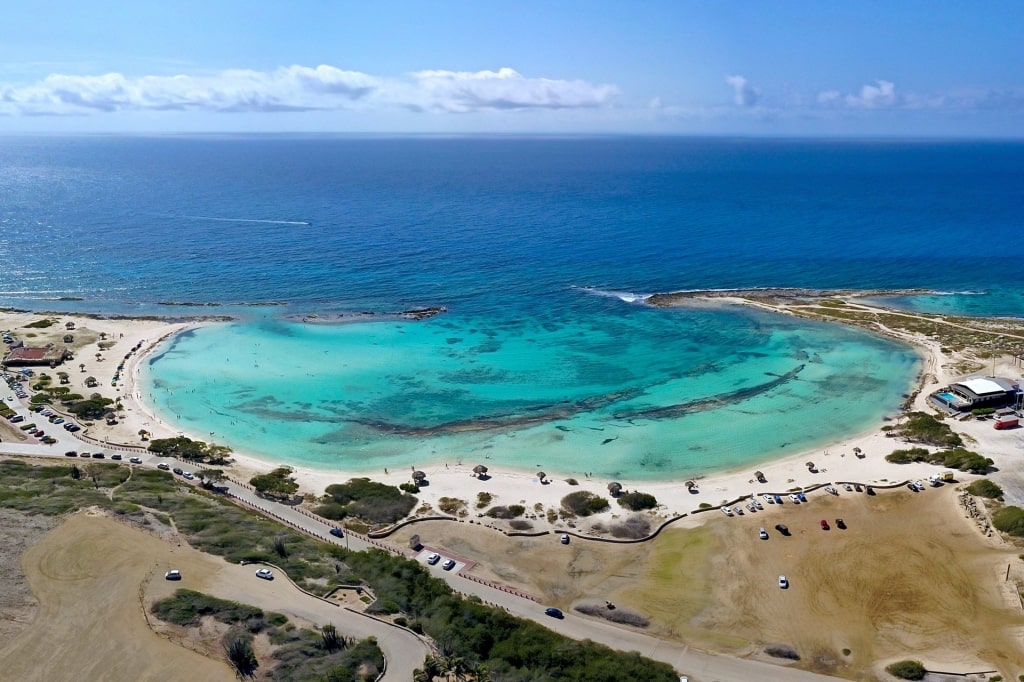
[0,512,234,682]
[397,485,1024,679]
[0,510,56,643]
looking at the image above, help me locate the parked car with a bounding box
[64,451,77,457]
[560,534,570,544]
[774,524,790,536]
[797,492,808,503]
[758,527,769,540]
[820,519,830,530]
[165,570,182,580]
[172,467,183,475]
[763,494,775,504]
[329,527,345,538]
[10,415,23,423]
[157,463,171,470]
[788,494,800,503]
[773,494,783,504]
[182,472,194,480]
[426,553,441,565]
[720,506,734,517]
[778,575,789,589]
[544,607,564,619]
[836,518,846,529]
[442,559,456,571]
[79,452,91,458]
[129,457,143,464]
[111,453,122,461]
[255,568,274,580]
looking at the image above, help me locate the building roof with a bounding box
[6,347,50,362]
[956,377,1010,396]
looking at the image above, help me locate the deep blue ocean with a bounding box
[1,136,1022,478]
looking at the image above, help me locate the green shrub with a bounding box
[315,478,416,525]
[561,491,610,517]
[993,506,1024,537]
[399,482,419,494]
[23,318,55,328]
[617,492,658,511]
[885,447,930,464]
[437,497,464,515]
[507,504,525,517]
[475,492,493,509]
[971,407,996,416]
[151,589,265,627]
[885,659,926,680]
[966,479,1004,499]
[887,411,963,447]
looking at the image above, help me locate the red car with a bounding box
[820,519,830,530]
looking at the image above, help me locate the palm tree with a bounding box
[413,656,444,682]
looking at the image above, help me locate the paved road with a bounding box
[1,397,848,682]
[211,563,430,682]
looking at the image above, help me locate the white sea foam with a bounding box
[573,286,647,304]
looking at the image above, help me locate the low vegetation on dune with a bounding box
[561,490,610,517]
[151,589,383,681]
[966,479,1004,500]
[992,507,1024,537]
[249,466,300,500]
[0,459,677,681]
[885,446,992,474]
[882,411,963,448]
[885,659,927,680]
[314,477,417,526]
[148,436,233,465]
[616,491,658,511]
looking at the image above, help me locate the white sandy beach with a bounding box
[3,304,1023,530]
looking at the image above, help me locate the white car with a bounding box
[720,506,733,517]
[426,552,441,565]
[255,568,274,580]
[164,569,182,581]
[763,494,775,504]
[157,462,170,470]
[789,494,800,503]
[183,472,194,480]
[560,534,570,544]
[758,527,769,540]
[778,575,788,589]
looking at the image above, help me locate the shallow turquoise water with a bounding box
[140,301,919,480]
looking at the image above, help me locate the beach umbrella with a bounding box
[537,471,546,483]
[806,461,815,469]
[473,464,488,477]
[754,470,765,481]
[607,481,622,497]
[853,447,862,454]
[685,480,696,489]
[412,470,426,484]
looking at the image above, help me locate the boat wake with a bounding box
[182,215,311,226]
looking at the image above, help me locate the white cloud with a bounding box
[816,90,840,105]
[725,74,760,107]
[844,80,898,108]
[0,64,617,117]
[408,67,617,113]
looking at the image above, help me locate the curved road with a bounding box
[2,398,846,682]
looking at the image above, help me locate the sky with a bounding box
[1,0,1022,136]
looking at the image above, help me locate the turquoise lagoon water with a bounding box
[6,136,1019,479]
[140,298,918,480]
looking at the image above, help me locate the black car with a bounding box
[544,607,564,619]
[111,453,122,461]
[64,451,77,457]
[172,467,184,475]
[774,523,790,536]
[836,518,846,529]
[329,528,345,538]
[91,452,105,459]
